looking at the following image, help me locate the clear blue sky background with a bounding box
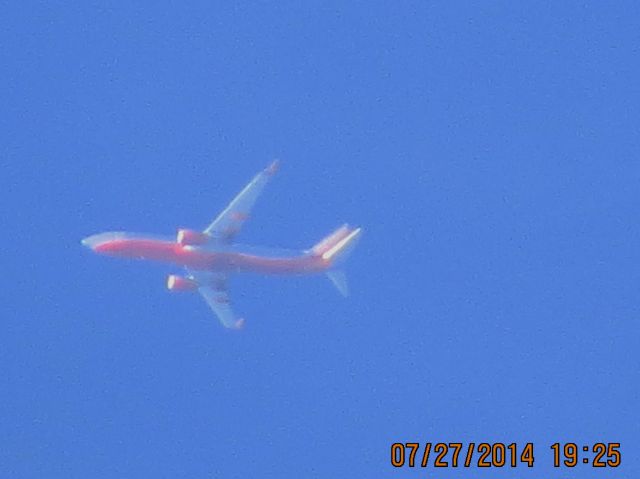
[2,2,639,478]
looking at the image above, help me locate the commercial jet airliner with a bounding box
[82,161,361,329]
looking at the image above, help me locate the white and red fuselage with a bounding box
[82,230,330,275]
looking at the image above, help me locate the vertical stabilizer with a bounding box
[311,224,351,256]
[311,225,362,296]
[319,226,362,266]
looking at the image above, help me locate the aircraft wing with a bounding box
[190,271,244,329]
[198,286,244,329]
[204,160,280,243]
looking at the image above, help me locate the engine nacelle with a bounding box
[167,274,198,292]
[177,228,210,246]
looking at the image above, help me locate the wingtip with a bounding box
[234,318,246,330]
[265,159,280,175]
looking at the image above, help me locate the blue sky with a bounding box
[2,2,639,477]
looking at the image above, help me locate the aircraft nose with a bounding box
[81,232,128,253]
[81,235,96,250]
[81,233,117,251]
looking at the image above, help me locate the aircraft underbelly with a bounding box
[216,252,325,274]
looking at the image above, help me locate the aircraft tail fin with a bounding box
[310,225,362,296]
[311,224,350,257]
[311,224,362,266]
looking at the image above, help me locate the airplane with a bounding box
[81,161,361,329]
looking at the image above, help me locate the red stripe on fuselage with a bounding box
[93,238,327,274]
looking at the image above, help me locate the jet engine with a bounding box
[177,228,210,246]
[167,274,198,292]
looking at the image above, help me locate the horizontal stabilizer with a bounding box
[326,270,349,297]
